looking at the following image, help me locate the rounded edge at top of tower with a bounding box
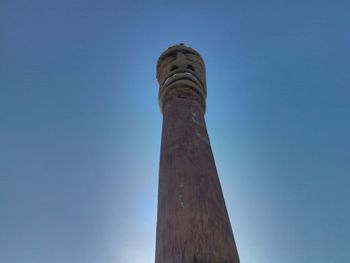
[156,44,205,71]
[156,44,207,114]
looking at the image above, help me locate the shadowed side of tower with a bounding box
[155,44,240,263]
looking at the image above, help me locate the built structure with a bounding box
[155,44,240,263]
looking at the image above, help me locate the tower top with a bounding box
[156,44,207,113]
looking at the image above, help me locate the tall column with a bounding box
[155,44,240,263]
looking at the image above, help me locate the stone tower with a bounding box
[155,44,240,263]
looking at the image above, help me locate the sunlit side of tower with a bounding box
[155,44,240,263]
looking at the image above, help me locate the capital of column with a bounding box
[156,44,207,114]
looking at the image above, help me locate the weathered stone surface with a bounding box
[155,44,240,263]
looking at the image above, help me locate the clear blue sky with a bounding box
[1,0,349,262]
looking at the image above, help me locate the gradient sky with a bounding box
[1,0,349,262]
